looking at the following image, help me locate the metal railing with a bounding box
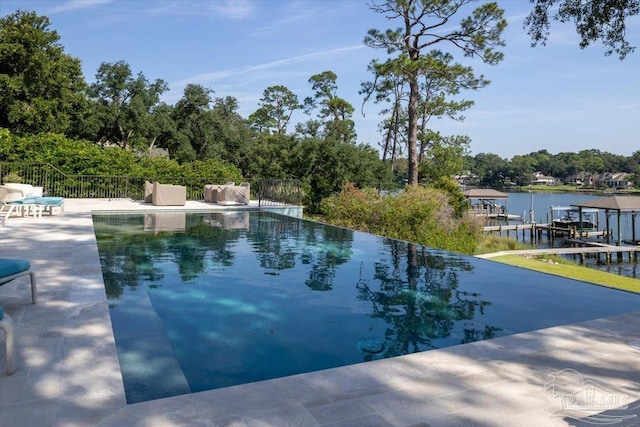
[0,162,301,207]
[257,179,302,207]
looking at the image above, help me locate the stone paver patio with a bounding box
[1,199,640,426]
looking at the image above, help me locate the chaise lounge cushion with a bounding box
[0,258,37,304]
[0,259,30,278]
[0,186,26,203]
[1,184,42,198]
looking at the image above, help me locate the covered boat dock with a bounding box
[573,195,640,246]
[462,188,510,218]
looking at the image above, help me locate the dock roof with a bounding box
[462,189,508,199]
[573,195,640,212]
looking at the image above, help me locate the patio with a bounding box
[1,199,640,426]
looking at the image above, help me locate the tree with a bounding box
[300,71,356,143]
[251,85,300,135]
[209,95,250,166]
[0,11,87,136]
[414,53,485,160]
[171,84,214,162]
[171,86,249,165]
[524,0,639,59]
[360,65,408,170]
[289,137,391,211]
[362,50,483,181]
[471,152,510,188]
[87,60,169,151]
[418,132,470,183]
[247,108,273,134]
[578,150,606,173]
[365,0,506,185]
[240,133,295,178]
[509,154,535,186]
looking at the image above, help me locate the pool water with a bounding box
[93,211,640,404]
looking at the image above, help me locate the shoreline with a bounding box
[505,185,639,195]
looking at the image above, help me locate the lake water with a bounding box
[488,191,640,278]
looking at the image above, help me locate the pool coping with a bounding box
[0,198,639,427]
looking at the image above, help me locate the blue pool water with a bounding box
[93,211,640,404]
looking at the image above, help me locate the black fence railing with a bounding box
[0,162,301,207]
[257,179,302,207]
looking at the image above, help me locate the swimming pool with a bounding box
[93,211,640,404]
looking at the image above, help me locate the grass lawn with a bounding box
[473,234,536,255]
[490,254,640,293]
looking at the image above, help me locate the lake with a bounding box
[488,191,640,279]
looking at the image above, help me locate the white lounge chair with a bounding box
[0,186,27,218]
[0,185,44,218]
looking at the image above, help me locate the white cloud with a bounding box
[46,0,112,14]
[249,5,320,36]
[209,0,254,20]
[169,44,365,88]
[144,0,255,20]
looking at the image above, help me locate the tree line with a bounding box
[2,6,497,190]
[0,11,395,210]
[466,149,640,189]
[1,2,637,209]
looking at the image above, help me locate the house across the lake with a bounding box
[564,171,635,190]
[598,172,634,189]
[532,171,556,185]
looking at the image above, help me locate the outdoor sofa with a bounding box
[144,181,187,206]
[204,182,250,205]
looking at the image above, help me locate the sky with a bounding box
[1,0,639,159]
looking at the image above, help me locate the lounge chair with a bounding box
[0,258,38,304]
[218,183,250,205]
[34,197,65,216]
[204,182,236,203]
[144,181,187,206]
[0,186,27,218]
[0,306,15,374]
[0,199,24,219]
[0,185,45,218]
[151,182,186,206]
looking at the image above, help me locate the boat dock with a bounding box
[482,222,611,241]
[533,223,610,239]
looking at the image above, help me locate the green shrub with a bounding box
[0,128,243,180]
[2,171,22,183]
[319,183,482,254]
[474,234,535,254]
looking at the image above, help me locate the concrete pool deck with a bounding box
[1,198,640,427]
